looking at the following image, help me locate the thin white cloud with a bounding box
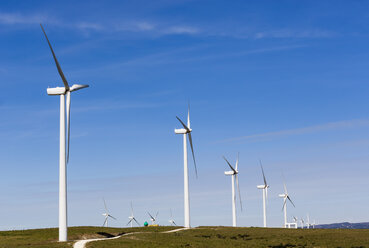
[162,25,199,35]
[0,12,53,25]
[219,119,369,143]
[76,22,103,31]
[0,12,335,40]
[254,29,336,39]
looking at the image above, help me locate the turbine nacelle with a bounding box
[224,170,237,175]
[279,193,287,198]
[47,84,89,95]
[174,128,190,134]
[257,184,269,189]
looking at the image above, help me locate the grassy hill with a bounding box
[0,226,369,248]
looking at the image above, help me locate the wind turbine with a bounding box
[41,24,89,241]
[127,202,140,227]
[223,154,243,227]
[168,209,177,226]
[148,211,159,225]
[312,219,316,229]
[278,182,295,228]
[306,214,310,229]
[102,199,116,227]
[293,216,298,229]
[174,105,197,228]
[257,161,269,227]
[300,218,305,229]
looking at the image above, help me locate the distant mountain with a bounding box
[315,222,369,229]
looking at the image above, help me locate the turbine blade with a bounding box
[155,211,159,219]
[131,201,134,216]
[176,116,190,131]
[236,174,243,211]
[287,196,296,207]
[103,198,108,212]
[223,156,236,173]
[133,218,140,226]
[173,220,177,226]
[235,152,239,171]
[187,103,190,129]
[259,160,267,186]
[282,198,287,211]
[170,208,173,218]
[283,182,288,195]
[102,218,107,227]
[188,132,198,178]
[109,215,117,220]
[127,219,133,226]
[147,212,154,220]
[40,24,69,90]
[66,92,71,164]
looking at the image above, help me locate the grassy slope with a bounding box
[0,226,178,248]
[89,226,369,248]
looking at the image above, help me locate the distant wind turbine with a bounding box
[223,154,243,227]
[127,202,140,227]
[102,199,116,227]
[175,104,197,228]
[168,209,177,226]
[148,211,159,225]
[278,182,295,228]
[306,214,310,229]
[293,216,298,229]
[257,161,269,227]
[300,218,305,229]
[41,24,89,242]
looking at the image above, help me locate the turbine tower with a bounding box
[278,182,295,228]
[41,24,89,241]
[175,105,197,228]
[223,154,243,227]
[102,199,116,227]
[127,202,140,227]
[257,161,269,227]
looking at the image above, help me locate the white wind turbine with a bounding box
[168,209,177,226]
[175,105,197,228]
[278,182,295,228]
[41,24,89,241]
[306,214,310,229]
[293,216,298,229]
[300,218,305,229]
[257,161,269,227]
[102,199,116,227]
[127,202,140,227]
[148,211,159,225]
[223,154,243,227]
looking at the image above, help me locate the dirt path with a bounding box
[73,228,188,248]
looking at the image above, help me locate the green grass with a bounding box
[89,226,369,248]
[1,226,368,248]
[0,226,178,248]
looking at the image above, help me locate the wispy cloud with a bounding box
[162,25,199,35]
[76,22,103,31]
[0,12,54,25]
[0,11,337,42]
[219,119,369,143]
[254,29,336,39]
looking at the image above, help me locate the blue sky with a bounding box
[0,0,369,230]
